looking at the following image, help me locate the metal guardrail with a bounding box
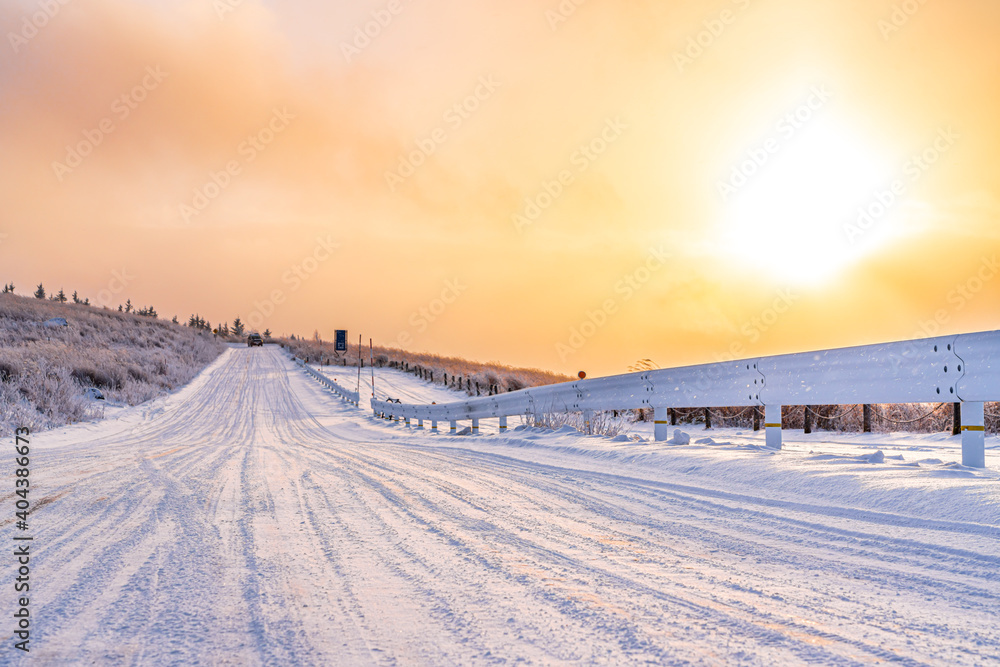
[295,358,361,406]
[370,330,1000,468]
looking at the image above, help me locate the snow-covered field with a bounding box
[12,345,1000,665]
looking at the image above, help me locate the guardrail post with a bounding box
[431,420,438,432]
[450,419,457,434]
[499,415,507,432]
[472,418,480,434]
[961,401,985,468]
[584,410,593,435]
[654,407,668,441]
[417,418,424,429]
[765,404,782,449]
[404,417,411,428]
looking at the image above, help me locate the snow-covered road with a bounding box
[11,346,1000,665]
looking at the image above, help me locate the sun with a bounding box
[719,118,897,286]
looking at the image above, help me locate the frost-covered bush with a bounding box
[0,293,225,435]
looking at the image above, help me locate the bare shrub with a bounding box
[526,410,635,438]
[71,367,115,389]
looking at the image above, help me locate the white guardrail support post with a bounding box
[417,418,424,429]
[450,419,457,434]
[653,407,669,441]
[499,416,507,432]
[764,404,782,450]
[431,419,438,432]
[472,418,480,434]
[961,402,985,468]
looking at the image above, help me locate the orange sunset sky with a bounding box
[1,0,998,376]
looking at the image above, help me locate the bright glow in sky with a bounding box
[1,0,998,376]
[722,118,898,285]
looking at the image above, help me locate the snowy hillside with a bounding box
[0,293,224,435]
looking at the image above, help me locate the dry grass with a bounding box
[281,337,572,396]
[0,293,225,436]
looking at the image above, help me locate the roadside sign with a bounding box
[335,330,347,351]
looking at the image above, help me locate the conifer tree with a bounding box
[34,284,45,299]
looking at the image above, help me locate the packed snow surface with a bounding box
[13,346,1000,665]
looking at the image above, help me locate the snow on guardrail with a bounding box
[369,330,1000,468]
[295,358,361,405]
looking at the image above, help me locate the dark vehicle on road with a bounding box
[247,332,264,347]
